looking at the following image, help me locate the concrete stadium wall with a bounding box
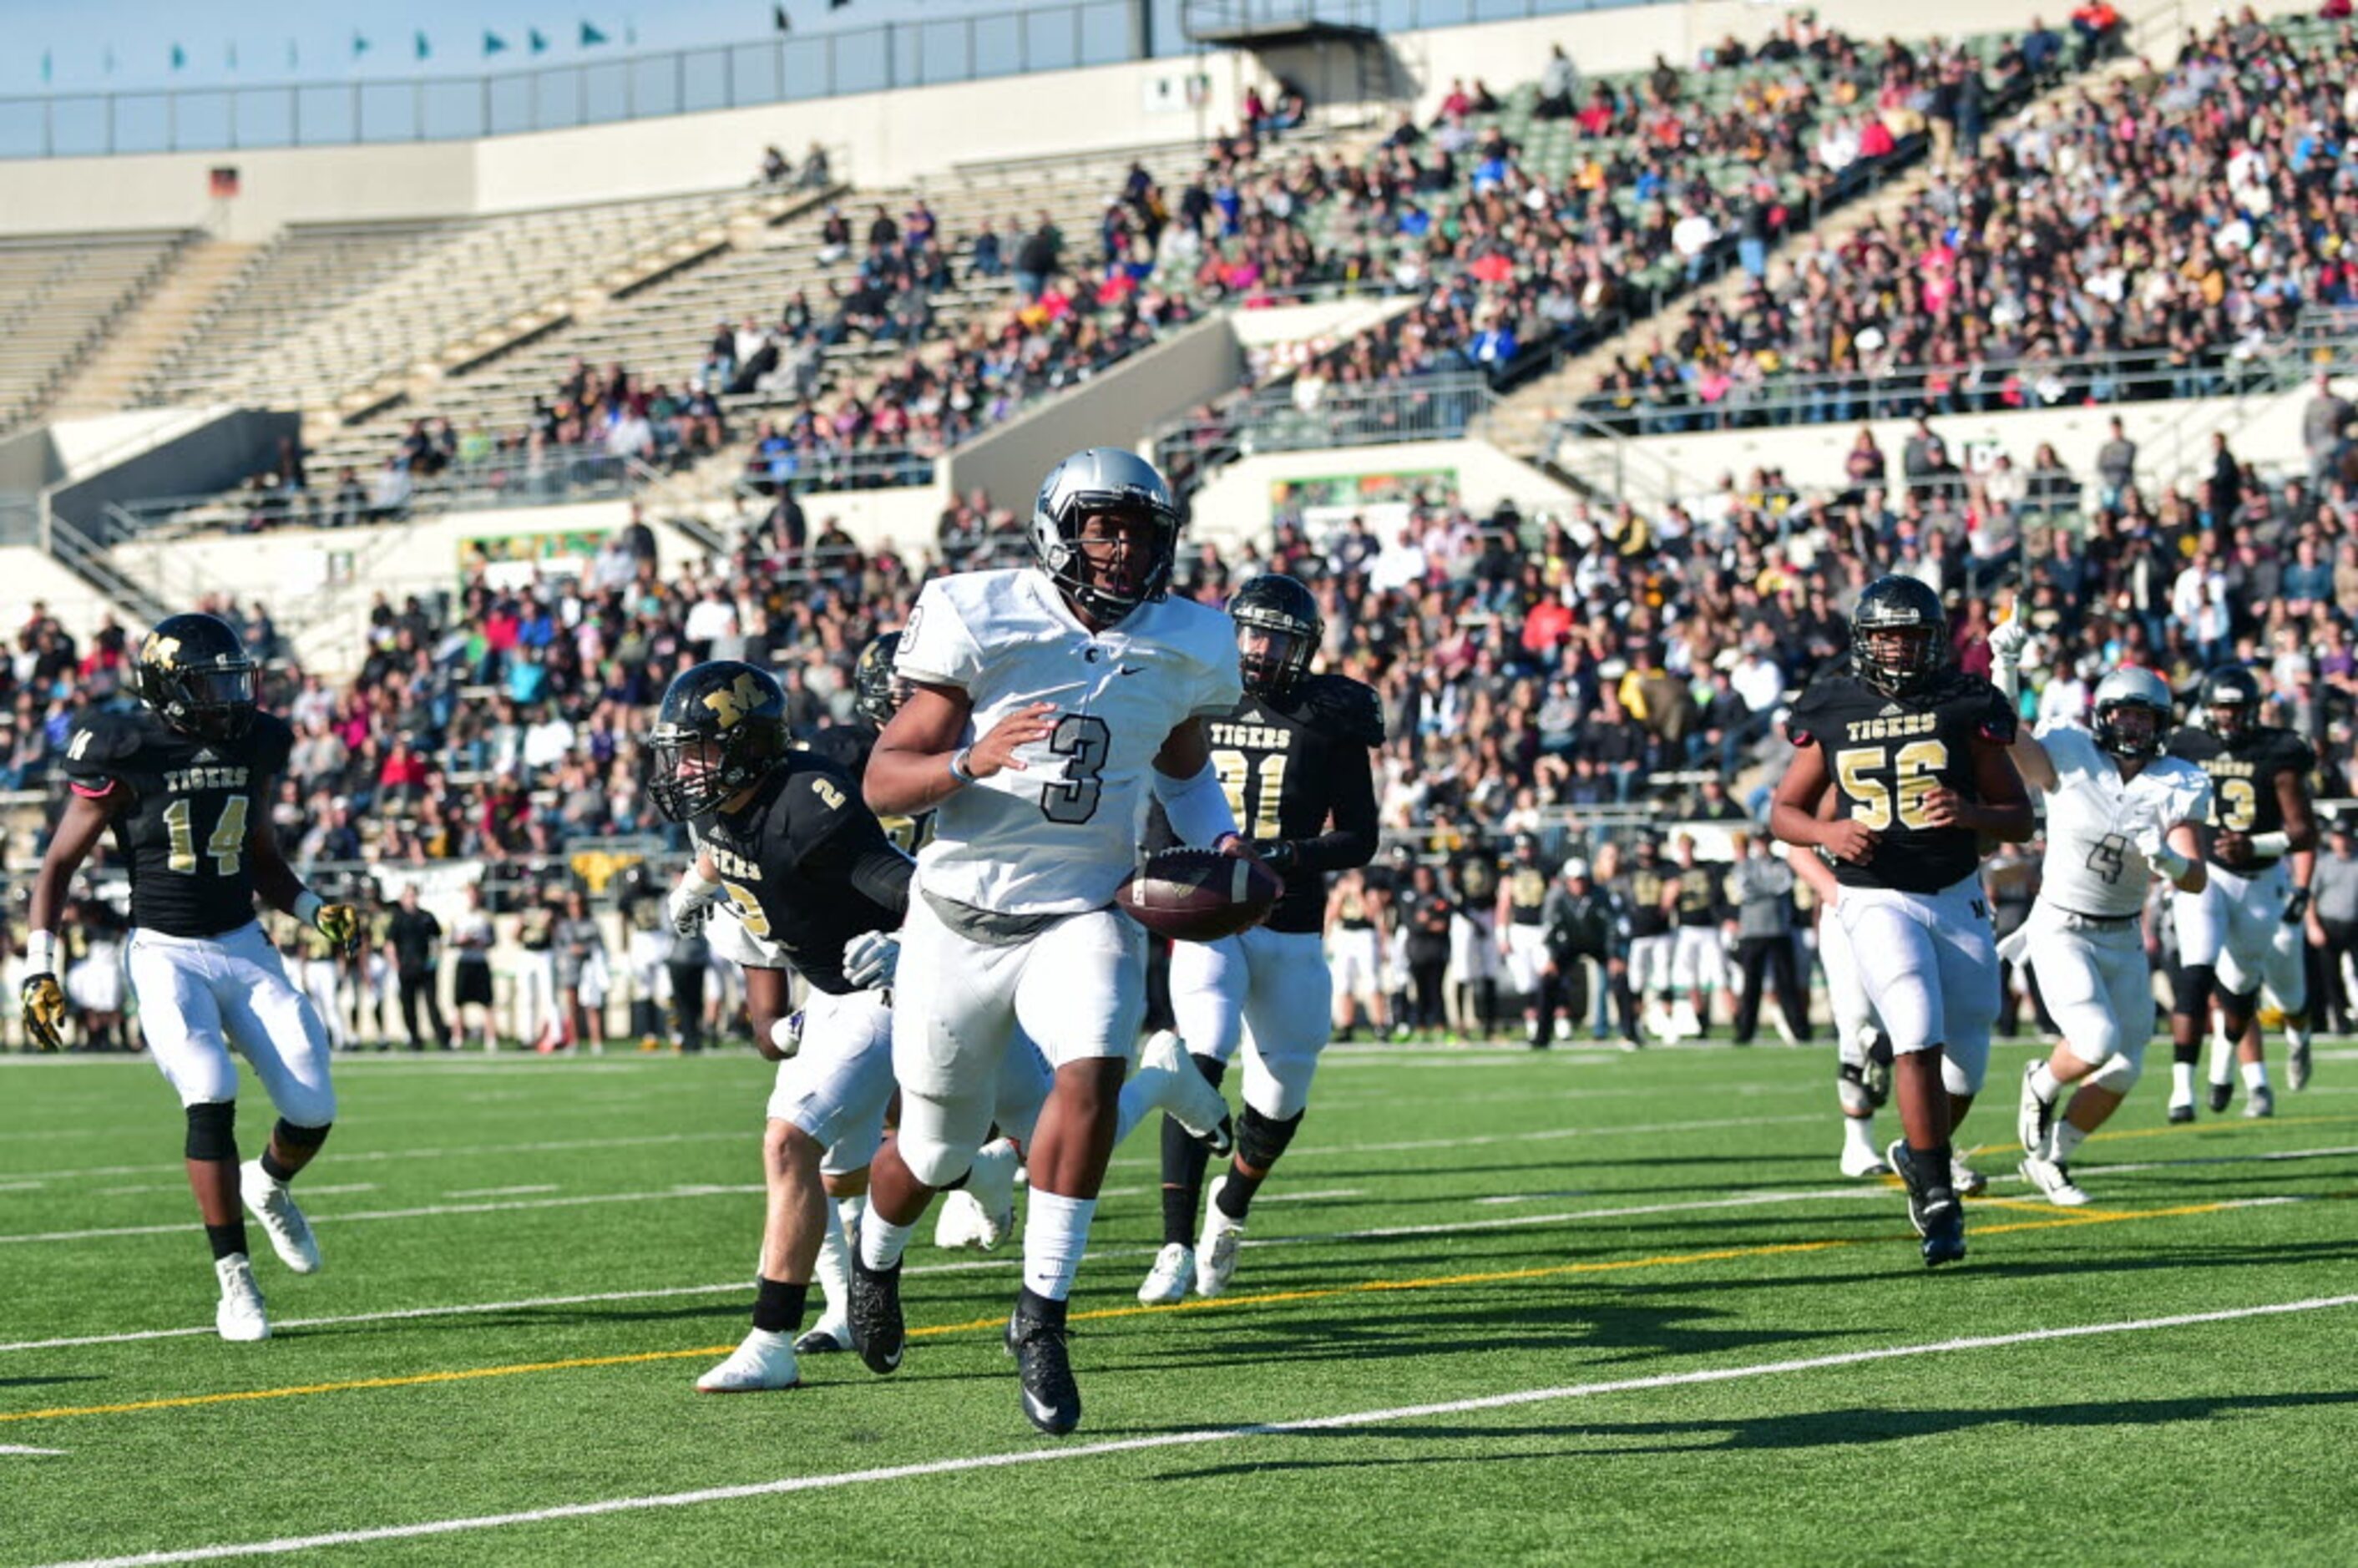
[1187,433,1575,548]
[0,0,2261,240]
[0,544,139,640]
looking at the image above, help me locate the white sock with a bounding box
[1112,1075,1152,1147]
[859,1204,913,1271]
[2243,1059,2270,1091]
[2171,1060,2196,1103]
[2209,1030,2238,1085]
[1021,1191,1097,1302]
[1842,1116,1878,1157]
[812,1199,851,1315]
[2051,1120,2087,1161]
[835,1196,864,1251]
[2027,1061,2061,1103]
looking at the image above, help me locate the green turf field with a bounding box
[4,1039,2356,1567]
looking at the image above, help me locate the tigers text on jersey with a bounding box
[1785,667,2018,894]
[895,567,1241,915]
[64,706,295,938]
[2035,724,2212,918]
[1149,673,1383,934]
[694,752,909,995]
[2166,724,2315,867]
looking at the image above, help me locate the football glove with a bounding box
[1986,619,2029,666]
[1246,838,1299,873]
[2285,888,2312,926]
[19,973,65,1053]
[313,902,364,957]
[842,929,899,991]
[668,876,720,939]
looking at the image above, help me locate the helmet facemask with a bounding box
[146,661,258,742]
[1856,624,1942,698]
[2095,698,2167,760]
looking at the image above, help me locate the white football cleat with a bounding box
[963,1138,1020,1251]
[2018,1155,2090,1207]
[1949,1156,1988,1197]
[931,1190,989,1251]
[1838,1137,1890,1178]
[1137,1242,1196,1306]
[215,1255,271,1343]
[1194,1175,1247,1297]
[696,1328,801,1392]
[240,1161,321,1275]
[1134,1031,1232,1150]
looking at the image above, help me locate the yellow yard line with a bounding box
[0,1194,2300,1428]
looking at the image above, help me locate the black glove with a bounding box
[2285,888,2311,926]
[1247,838,1299,873]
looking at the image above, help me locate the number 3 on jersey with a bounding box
[1834,740,1949,832]
[162,796,248,876]
[1040,714,1111,824]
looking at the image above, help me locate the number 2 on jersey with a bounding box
[1211,747,1287,841]
[162,795,249,877]
[1834,740,1949,832]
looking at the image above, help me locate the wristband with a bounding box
[678,865,722,900]
[294,891,325,928]
[2148,844,2190,883]
[24,929,56,974]
[2249,832,2291,858]
[948,747,978,785]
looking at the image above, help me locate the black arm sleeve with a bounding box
[846,842,914,917]
[1297,736,1379,874]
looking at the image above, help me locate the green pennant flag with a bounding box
[415,30,430,59]
[170,43,185,70]
[103,44,115,73]
[39,48,51,83]
[225,40,238,70]
[287,38,298,68]
[484,31,508,56]
[579,20,608,46]
[529,28,549,53]
[352,31,370,58]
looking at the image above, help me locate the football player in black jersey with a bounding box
[805,631,908,781]
[2163,665,2319,1120]
[27,614,362,1341]
[1495,833,1554,1044]
[1770,576,2032,1266]
[651,660,916,1393]
[1136,573,1382,1306]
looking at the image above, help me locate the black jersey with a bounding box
[63,706,294,939]
[696,751,912,994]
[1332,883,1378,930]
[805,721,877,780]
[2167,724,2315,868]
[1672,863,1726,928]
[1152,673,1382,937]
[1502,861,1551,926]
[1785,666,2016,895]
[1624,862,1674,938]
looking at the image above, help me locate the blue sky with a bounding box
[9,0,994,92]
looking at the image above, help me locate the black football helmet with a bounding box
[133,612,256,741]
[2092,667,2174,761]
[853,632,910,727]
[1029,447,1182,626]
[647,660,790,822]
[1850,574,1948,698]
[2199,664,2264,746]
[1230,573,1322,701]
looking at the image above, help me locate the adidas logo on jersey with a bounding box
[1878,703,1904,718]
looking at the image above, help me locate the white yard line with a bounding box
[29,1293,2358,1568]
[0,1443,66,1455]
[1,1130,746,1186]
[0,1186,767,1247]
[1250,1188,1364,1203]
[441,1185,560,1199]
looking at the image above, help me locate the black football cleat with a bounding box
[1887,1141,1967,1267]
[2208,1079,2235,1115]
[1006,1287,1081,1435]
[847,1254,904,1375]
[2167,1101,2196,1124]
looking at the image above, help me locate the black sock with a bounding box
[752,1277,808,1335]
[1016,1286,1067,1327]
[1909,1142,1955,1196]
[258,1147,296,1184]
[205,1221,249,1262]
[1157,1058,1223,1246]
[1216,1165,1264,1220]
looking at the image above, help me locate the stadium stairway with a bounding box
[0,230,190,437]
[46,239,266,419]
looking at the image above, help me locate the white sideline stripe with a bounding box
[33,1294,2358,1568]
[442,1186,559,1199]
[0,1444,66,1455]
[1252,1188,1364,1203]
[0,1186,767,1247]
[91,1182,378,1201]
[1301,1112,1823,1159]
[2,1130,744,1186]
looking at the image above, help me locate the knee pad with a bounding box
[2173,964,2215,1020]
[1836,1063,1877,1117]
[897,1131,974,1191]
[2088,1050,2143,1095]
[1192,1052,1228,1089]
[1235,1105,1303,1172]
[2218,982,2260,1032]
[274,1118,331,1151]
[185,1101,238,1162]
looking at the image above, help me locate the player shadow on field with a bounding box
[1308,1154,1834,1186]
[0,1373,104,1389]
[1144,1388,2358,1479]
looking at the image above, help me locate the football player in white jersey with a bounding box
[852,448,1251,1436]
[1789,827,1894,1178]
[1988,640,2211,1206]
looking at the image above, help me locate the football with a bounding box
[1118,847,1284,943]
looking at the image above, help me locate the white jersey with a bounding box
[2036,723,2212,918]
[896,567,1242,915]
